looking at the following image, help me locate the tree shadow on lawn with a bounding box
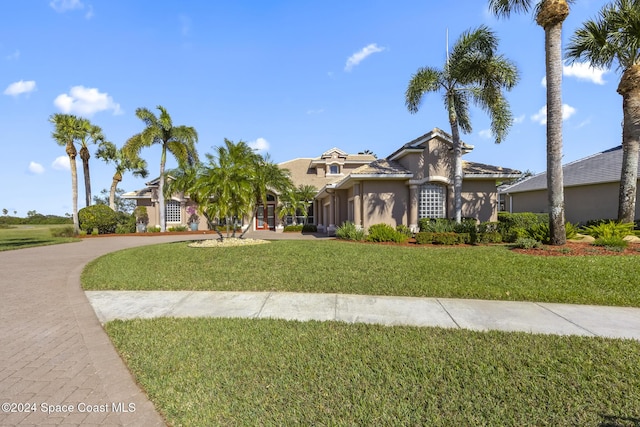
[0,237,57,248]
[599,413,640,427]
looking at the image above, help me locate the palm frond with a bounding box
[405,67,443,113]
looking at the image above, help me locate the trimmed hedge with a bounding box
[366,223,408,243]
[415,232,467,245]
[78,204,117,234]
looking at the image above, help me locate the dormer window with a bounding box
[329,164,340,174]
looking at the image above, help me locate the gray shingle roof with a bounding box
[502,146,631,193]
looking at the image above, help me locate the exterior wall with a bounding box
[508,182,640,224]
[396,140,454,183]
[361,181,408,229]
[461,180,499,222]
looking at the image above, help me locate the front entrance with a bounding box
[255,204,276,230]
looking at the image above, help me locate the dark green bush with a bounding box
[168,225,189,232]
[50,225,76,237]
[78,204,118,234]
[419,218,456,233]
[415,232,465,245]
[302,224,317,232]
[477,231,502,244]
[366,223,408,243]
[284,225,304,232]
[525,222,550,244]
[478,222,500,234]
[115,211,135,234]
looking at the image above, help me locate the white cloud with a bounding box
[52,156,71,171]
[6,50,20,61]
[4,80,36,97]
[249,137,269,152]
[306,108,324,115]
[345,43,385,72]
[54,86,122,117]
[531,104,577,125]
[479,129,492,139]
[563,61,608,85]
[50,0,84,12]
[28,162,45,174]
[541,76,546,88]
[514,114,526,124]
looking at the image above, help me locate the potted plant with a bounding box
[134,206,149,233]
[187,205,199,231]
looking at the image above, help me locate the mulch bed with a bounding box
[511,241,640,256]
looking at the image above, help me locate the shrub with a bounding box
[581,221,634,239]
[302,224,317,232]
[50,225,76,238]
[396,224,413,238]
[147,226,161,233]
[565,222,578,240]
[115,224,132,234]
[115,211,135,234]
[498,212,546,243]
[78,204,118,234]
[512,237,542,249]
[415,232,465,245]
[477,231,502,244]
[335,221,365,241]
[366,223,408,243]
[419,218,456,233]
[592,236,628,250]
[284,225,304,232]
[168,225,189,232]
[525,222,550,244]
[478,222,500,234]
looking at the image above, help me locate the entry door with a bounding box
[256,204,267,230]
[266,204,275,229]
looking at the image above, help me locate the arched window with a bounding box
[419,183,446,219]
[165,200,181,222]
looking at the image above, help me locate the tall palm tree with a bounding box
[489,0,573,244]
[49,113,83,233]
[95,140,149,211]
[566,0,640,223]
[295,184,318,225]
[123,106,198,231]
[77,118,104,207]
[406,25,519,223]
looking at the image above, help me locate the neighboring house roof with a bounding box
[501,146,630,194]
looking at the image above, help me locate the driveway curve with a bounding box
[0,235,210,426]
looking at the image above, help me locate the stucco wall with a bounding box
[461,180,498,222]
[361,181,408,228]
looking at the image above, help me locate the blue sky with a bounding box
[1,0,621,216]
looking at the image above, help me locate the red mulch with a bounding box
[511,241,640,256]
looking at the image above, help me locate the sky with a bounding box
[1,0,623,216]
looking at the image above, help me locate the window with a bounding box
[419,184,446,219]
[165,200,181,222]
[329,164,340,174]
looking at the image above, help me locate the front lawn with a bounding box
[0,224,79,251]
[106,317,640,426]
[82,240,640,307]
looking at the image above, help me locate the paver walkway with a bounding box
[2,231,640,426]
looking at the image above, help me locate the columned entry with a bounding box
[255,204,276,230]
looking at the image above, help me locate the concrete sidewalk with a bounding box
[86,290,640,340]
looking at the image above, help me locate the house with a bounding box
[123,128,521,232]
[499,146,640,224]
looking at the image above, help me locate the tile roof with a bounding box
[501,146,630,193]
[463,161,521,176]
[350,158,412,175]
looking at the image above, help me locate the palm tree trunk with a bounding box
[80,147,91,207]
[66,143,79,234]
[109,172,122,211]
[617,65,640,223]
[448,95,463,223]
[239,208,257,239]
[544,22,566,245]
[159,146,167,232]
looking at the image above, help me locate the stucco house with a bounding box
[499,146,640,224]
[124,128,521,233]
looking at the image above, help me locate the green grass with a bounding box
[0,224,79,251]
[106,317,640,426]
[82,240,640,306]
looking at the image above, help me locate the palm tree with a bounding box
[95,140,149,211]
[489,0,573,244]
[566,0,640,223]
[406,25,519,223]
[123,106,198,232]
[77,118,104,207]
[277,189,303,226]
[295,184,318,225]
[49,113,83,233]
